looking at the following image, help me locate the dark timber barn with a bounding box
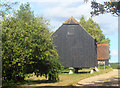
[52,17,97,70]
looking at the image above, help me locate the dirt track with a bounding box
[76,69,120,86]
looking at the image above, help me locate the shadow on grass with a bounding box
[61,71,90,74]
[76,71,90,74]
[61,72,69,73]
[2,80,58,88]
[25,80,57,85]
[14,79,58,86]
[10,85,120,88]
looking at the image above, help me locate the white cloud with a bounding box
[93,14,118,35]
[30,0,83,3]
[41,2,93,32]
[29,0,110,3]
[111,50,118,57]
[7,0,112,4]
[33,0,108,2]
[9,0,118,36]
[41,0,118,37]
[44,2,92,18]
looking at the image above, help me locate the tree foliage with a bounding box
[90,0,120,17]
[2,3,61,83]
[15,3,34,22]
[0,1,18,18]
[80,15,110,44]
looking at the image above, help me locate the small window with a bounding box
[67,27,74,35]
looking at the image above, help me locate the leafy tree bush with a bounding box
[2,3,61,84]
[80,16,110,44]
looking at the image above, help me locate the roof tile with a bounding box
[97,44,109,60]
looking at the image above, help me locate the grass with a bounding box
[18,68,112,87]
[110,63,120,69]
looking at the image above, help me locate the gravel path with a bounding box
[76,69,119,86]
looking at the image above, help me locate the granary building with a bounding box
[52,17,97,70]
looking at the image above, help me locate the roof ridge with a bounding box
[63,16,79,24]
[97,44,109,46]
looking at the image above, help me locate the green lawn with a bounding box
[18,68,113,87]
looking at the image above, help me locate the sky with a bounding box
[5,0,118,63]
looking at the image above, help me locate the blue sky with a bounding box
[6,0,118,63]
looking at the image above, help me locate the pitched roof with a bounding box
[54,16,95,40]
[97,44,109,60]
[63,16,79,24]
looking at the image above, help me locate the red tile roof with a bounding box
[97,44,109,60]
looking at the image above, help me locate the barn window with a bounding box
[67,27,74,35]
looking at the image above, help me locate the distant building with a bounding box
[97,44,109,66]
[52,17,97,70]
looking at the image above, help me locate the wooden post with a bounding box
[75,68,79,73]
[103,61,105,70]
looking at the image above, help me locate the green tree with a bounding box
[15,2,34,22]
[2,3,61,84]
[80,15,110,44]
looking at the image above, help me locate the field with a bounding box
[18,68,113,87]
